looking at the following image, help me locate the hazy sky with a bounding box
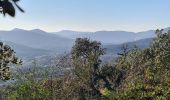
[0,0,170,32]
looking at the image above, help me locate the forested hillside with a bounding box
[0,29,170,100]
[1,0,170,99]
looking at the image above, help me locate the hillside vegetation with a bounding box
[0,29,170,100]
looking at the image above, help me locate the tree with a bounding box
[71,38,105,97]
[0,0,24,17]
[114,29,170,99]
[71,38,105,82]
[0,42,22,80]
[71,38,125,99]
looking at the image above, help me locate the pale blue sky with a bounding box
[0,0,170,32]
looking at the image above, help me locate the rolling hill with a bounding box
[4,41,50,59]
[0,27,169,59]
[0,28,74,53]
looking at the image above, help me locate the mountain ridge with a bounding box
[0,27,169,59]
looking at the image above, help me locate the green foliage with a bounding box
[1,29,170,99]
[0,42,22,80]
[114,29,170,99]
[71,38,105,87]
[0,0,24,17]
[71,38,124,99]
[6,80,49,100]
[4,62,50,100]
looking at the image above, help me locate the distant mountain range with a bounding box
[4,41,50,59]
[104,38,153,55]
[0,27,169,59]
[54,27,170,44]
[0,29,74,58]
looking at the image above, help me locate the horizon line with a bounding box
[0,27,169,33]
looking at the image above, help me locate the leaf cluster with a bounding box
[0,0,24,17]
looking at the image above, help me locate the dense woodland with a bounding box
[0,29,169,100]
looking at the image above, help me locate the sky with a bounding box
[0,0,170,32]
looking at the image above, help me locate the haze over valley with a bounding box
[0,27,169,66]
